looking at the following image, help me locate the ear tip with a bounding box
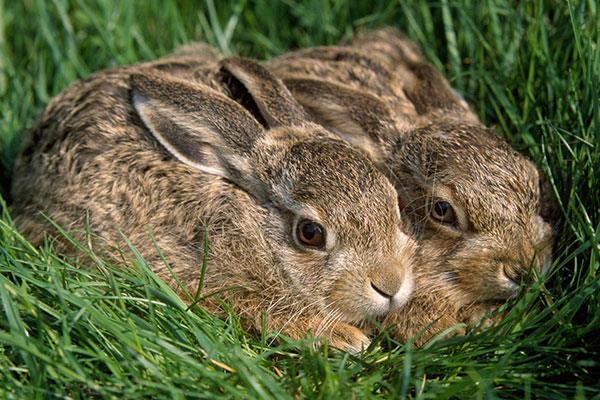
[220,57,266,79]
[220,56,243,66]
[284,77,356,99]
[220,57,251,71]
[282,77,317,91]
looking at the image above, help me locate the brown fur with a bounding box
[265,28,556,345]
[11,50,417,352]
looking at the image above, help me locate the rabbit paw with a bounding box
[324,322,371,354]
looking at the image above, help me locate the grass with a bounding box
[0,0,598,398]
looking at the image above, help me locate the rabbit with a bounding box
[10,48,417,353]
[265,28,556,345]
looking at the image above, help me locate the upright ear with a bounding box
[130,73,264,188]
[219,57,310,127]
[281,77,398,159]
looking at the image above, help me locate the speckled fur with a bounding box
[266,28,556,345]
[11,50,417,352]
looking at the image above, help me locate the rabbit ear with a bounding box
[350,28,425,65]
[403,62,468,115]
[219,57,310,127]
[538,169,560,232]
[349,29,473,116]
[282,77,396,157]
[131,73,264,183]
[272,46,394,81]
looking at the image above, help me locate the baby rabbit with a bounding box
[10,50,417,352]
[266,28,555,345]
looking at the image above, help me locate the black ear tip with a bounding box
[218,65,269,128]
[219,57,236,72]
[129,74,157,107]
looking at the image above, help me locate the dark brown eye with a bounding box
[296,219,326,248]
[431,200,456,224]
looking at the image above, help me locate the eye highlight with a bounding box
[296,219,326,249]
[431,200,456,224]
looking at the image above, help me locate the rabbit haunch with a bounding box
[267,28,555,345]
[10,53,416,352]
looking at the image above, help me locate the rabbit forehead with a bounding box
[266,139,401,235]
[289,142,395,201]
[447,146,540,229]
[401,124,541,227]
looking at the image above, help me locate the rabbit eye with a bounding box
[431,200,456,224]
[296,219,326,248]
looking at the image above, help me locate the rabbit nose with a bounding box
[370,281,394,299]
[370,274,403,299]
[368,251,413,307]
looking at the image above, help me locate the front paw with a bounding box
[324,322,371,354]
[461,303,504,329]
[254,313,371,353]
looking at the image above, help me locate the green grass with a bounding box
[0,0,598,398]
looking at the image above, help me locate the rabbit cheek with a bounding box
[317,252,380,321]
[440,244,505,303]
[452,255,523,302]
[327,271,383,322]
[280,251,329,297]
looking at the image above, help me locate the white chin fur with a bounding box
[368,290,393,317]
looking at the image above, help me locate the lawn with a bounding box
[0,0,598,398]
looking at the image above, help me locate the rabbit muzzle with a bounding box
[449,228,553,302]
[362,235,416,317]
[368,265,414,315]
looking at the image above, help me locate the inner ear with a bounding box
[218,68,269,128]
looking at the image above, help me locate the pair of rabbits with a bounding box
[267,28,556,344]
[10,28,554,351]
